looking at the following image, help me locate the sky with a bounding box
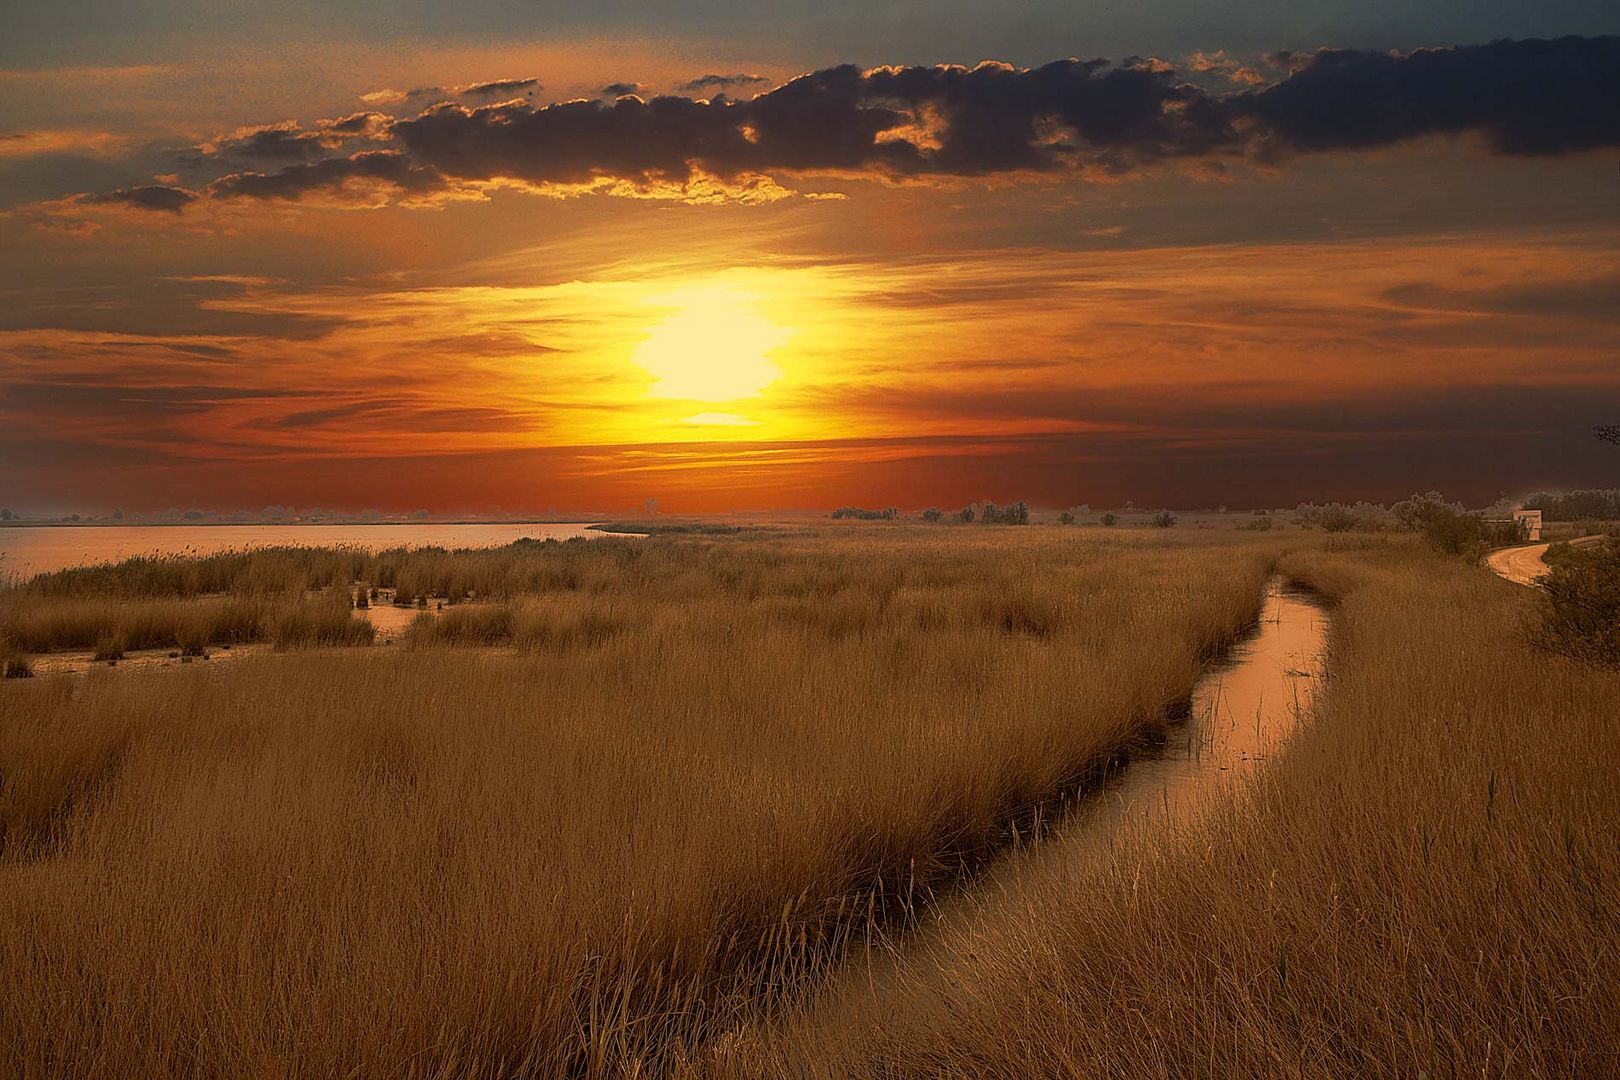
[2,1,1618,514]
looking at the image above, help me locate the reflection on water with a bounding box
[1078,576,1329,832]
[0,523,612,582]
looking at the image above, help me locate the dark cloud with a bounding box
[80,184,197,213]
[601,82,644,98]
[207,124,329,163]
[321,111,390,136]
[1237,36,1620,156]
[208,150,443,201]
[681,72,770,93]
[192,114,390,170]
[361,79,542,109]
[459,77,541,100]
[71,36,1620,211]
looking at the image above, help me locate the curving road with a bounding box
[1487,542,1554,586]
[1487,534,1603,587]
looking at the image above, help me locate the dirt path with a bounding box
[1487,535,1604,587]
[1487,542,1554,586]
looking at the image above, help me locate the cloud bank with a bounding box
[69,36,1620,212]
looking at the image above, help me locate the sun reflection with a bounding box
[631,285,790,401]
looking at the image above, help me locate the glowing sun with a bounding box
[632,286,790,401]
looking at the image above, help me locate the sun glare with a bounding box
[632,286,790,401]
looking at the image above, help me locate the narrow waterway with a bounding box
[758,575,1333,1045]
[1071,575,1328,834]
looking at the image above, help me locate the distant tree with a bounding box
[1521,489,1620,521]
[413,508,430,520]
[1058,511,1075,525]
[921,507,944,523]
[1393,491,1463,533]
[958,505,976,524]
[1100,511,1119,527]
[112,508,125,521]
[1150,510,1178,528]
[0,509,13,521]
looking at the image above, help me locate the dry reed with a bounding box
[712,540,1620,1078]
[0,529,1273,1077]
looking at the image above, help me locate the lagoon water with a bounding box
[0,523,610,582]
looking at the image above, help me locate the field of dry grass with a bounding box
[0,529,1277,1077]
[714,538,1620,1078]
[0,590,375,656]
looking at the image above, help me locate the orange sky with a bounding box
[3,33,1619,513]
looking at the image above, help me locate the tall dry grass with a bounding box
[0,593,374,653]
[0,529,1274,1077]
[0,596,268,653]
[714,540,1620,1078]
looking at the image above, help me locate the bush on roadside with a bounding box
[1531,538,1620,668]
[1421,506,1488,559]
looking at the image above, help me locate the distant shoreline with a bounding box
[0,519,617,530]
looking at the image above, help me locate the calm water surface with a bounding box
[1075,576,1328,831]
[0,523,612,581]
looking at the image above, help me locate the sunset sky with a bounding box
[3,3,1618,514]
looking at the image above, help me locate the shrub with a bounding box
[1532,538,1620,668]
[921,508,944,523]
[1239,516,1274,532]
[2,656,31,679]
[1058,512,1075,526]
[977,500,1030,525]
[1393,491,1465,533]
[1295,501,1391,532]
[1150,510,1177,528]
[1420,507,1489,559]
[1100,512,1119,527]
[957,505,976,524]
